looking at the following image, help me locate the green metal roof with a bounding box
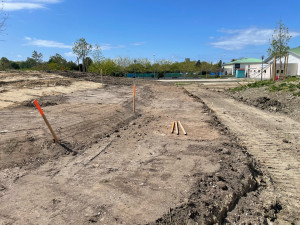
[224,58,262,65]
[290,46,300,56]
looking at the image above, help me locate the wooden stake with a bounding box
[100,68,103,85]
[33,100,59,143]
[175,121,179,135]
[133,85,136,113]
[170,121,175,134]
[178,121,187,135]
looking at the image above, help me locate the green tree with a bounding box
[10,62,20,70]
[66,61,78,71]
[49,53,67,66]
[0,57,10,69]
[268,19,291,78]
[114,56,131,76]
[101,59,118,75]
[32,50,43,65]
[91,44,104,73]
[0,0,7,34]
[72,38,92,72]
[20,57,36,69]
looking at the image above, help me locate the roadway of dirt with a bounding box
[185,84,300,224]
[0,71,285,224]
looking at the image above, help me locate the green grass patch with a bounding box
[175,82,192,86]
[228,76,300,95]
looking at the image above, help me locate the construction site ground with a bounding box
[0,71,299,224]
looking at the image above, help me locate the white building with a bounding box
[222,58,262,76]
[247,46,300,80]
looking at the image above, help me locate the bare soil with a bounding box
[185,83,300,224]
[227,86,300,122]
[0,72,292,224]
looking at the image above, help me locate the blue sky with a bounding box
[1,0,300,63]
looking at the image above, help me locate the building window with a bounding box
[264,70,266,73]
[258,70,260,72]
[277,70,279,73]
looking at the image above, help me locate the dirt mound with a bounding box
[22,95,68,107]
[255,96,284,111]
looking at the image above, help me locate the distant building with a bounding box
[246,46,300,80]
[222,58,262,76]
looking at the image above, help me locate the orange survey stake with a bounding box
[33,100,59,143]
[133,85,136,96]
[33,100,44,115]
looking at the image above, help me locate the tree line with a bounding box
[0,40,223,77]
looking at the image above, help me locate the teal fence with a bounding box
[127,73,157,78]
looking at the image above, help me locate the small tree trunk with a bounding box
[279,58,282,79]
[82,57,85,72]
[285,54,289,79]
[273,56,276,81]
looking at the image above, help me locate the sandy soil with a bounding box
[0,71,102,109]
[0,71,287,224]
[185,84,300,224]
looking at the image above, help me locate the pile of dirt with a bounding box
[22,95,69,107]
[227,87,300,122]
[254,96,284,111]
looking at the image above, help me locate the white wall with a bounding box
[267,54,300,76]
[245,64,269,79]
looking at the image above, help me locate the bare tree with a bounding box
[0,0,7,35]
[72,38,92,72]
[268,19,291,79]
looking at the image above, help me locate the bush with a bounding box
[10,62,20,69]
[47,62,61,71]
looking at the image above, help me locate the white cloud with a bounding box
[211,27,300,50]
[17,54,22,58]
[130,42,146,46]
[3,0,62,11]
[64,52,76,58]
[24,37,72,49]
[100,43,125,50]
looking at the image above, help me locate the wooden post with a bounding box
[170,121,175,134]
[33,100,59,143]
[175,121,178,135]
[178,121,187,135]
[133,85,136,113]
[100,68,103,85]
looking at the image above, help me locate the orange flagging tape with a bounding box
[133,85,136,96]
[33,100,44,115]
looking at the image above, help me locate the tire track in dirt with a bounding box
[185,85,300,224]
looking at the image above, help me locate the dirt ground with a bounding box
[185,82,300,224]
[0,72,296,224]
[227,85,300,122]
